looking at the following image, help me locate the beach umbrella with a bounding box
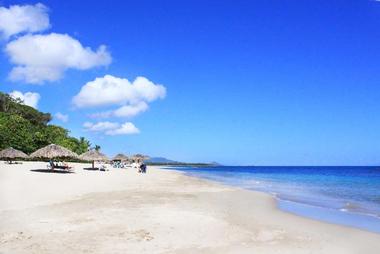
[112,153,129,161]
[30,144,78,159]
[79,150,109,169]
[131,154,150,163]
[0,147,28,163]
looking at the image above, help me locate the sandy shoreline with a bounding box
[1,161,379,253]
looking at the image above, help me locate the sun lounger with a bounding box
[47,161,72,171]
[54,165,72,170]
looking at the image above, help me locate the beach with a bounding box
[1,162,379,253]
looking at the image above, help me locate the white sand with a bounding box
[1,161,379,253]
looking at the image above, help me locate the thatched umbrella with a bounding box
[79,150,109,169]
[131,154,150,163]
[30,144,78,159]
[0,147,28,163]
[112,153,129,162]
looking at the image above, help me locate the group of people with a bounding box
[112,161,130,168]
[131,162,147,173]
[47,159,147,173]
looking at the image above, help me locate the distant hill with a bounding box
[145,157,179,164]
[209,161,223,166]
[145,157,221,167]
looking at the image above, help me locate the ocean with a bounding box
[166,166,380,233]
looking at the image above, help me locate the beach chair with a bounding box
[99,164,107,171]
[55,162,73,170]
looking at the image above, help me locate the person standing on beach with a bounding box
[138,163,147,173]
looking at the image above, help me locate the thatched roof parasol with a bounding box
[112,153,129,161]
[79,150,108,162]
[131,154,150,162]
[0,147,28,159]
[30,144,78,159]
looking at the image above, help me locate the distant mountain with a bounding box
[145,157,179,164]
[209,161,223,166]
[145,157,222,167]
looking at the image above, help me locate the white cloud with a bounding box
[5,33,112,84]
[83,121,139,135]
[55,112,69,122]
[90,101,149,118]
[83,121,119,132]
[105,122,140,135]
[113,101,149,117]
[72,75,166,108]
[0,3,50,39]
[73,75,165,119]
[9,90,40,108]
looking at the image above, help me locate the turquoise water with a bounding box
[167,166,380,233]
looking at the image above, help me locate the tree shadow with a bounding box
[30,169,74,174]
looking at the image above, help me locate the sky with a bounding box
[1,0,380,166]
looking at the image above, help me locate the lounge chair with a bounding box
[47,161,72,171]
[54,165,72,170]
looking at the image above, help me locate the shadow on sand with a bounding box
[30,169,74,174]
[83,167,99,171]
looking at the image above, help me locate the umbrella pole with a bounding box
[92,161,95,169]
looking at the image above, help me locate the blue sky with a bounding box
[1,0,380,165]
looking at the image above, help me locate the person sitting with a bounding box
[62,162,71,170]
[47,160,55,170]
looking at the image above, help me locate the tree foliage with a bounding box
[0,92,91,155]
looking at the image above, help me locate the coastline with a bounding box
[1,162,380,253]
[172,166,380,234]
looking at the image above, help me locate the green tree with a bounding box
[0,113,37,153]
[0,92,93,155]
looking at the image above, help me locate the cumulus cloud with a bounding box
[83,121,119,132]
[73,75,166,119]
[90,101,149,118]
[73,75,166,108]
[0,3,50,39]
[9,90,40,108]
[55,112,69,122]
[5,33,112,84]
[83,121,140,135]
[105,122,140,135]
[113,101,149,117]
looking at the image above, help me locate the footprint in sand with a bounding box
[0,231,31,243]
[252,229,285,243]
[116,229,154,242]
[132,229,154,241]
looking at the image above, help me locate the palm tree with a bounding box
[77,137,91,154]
